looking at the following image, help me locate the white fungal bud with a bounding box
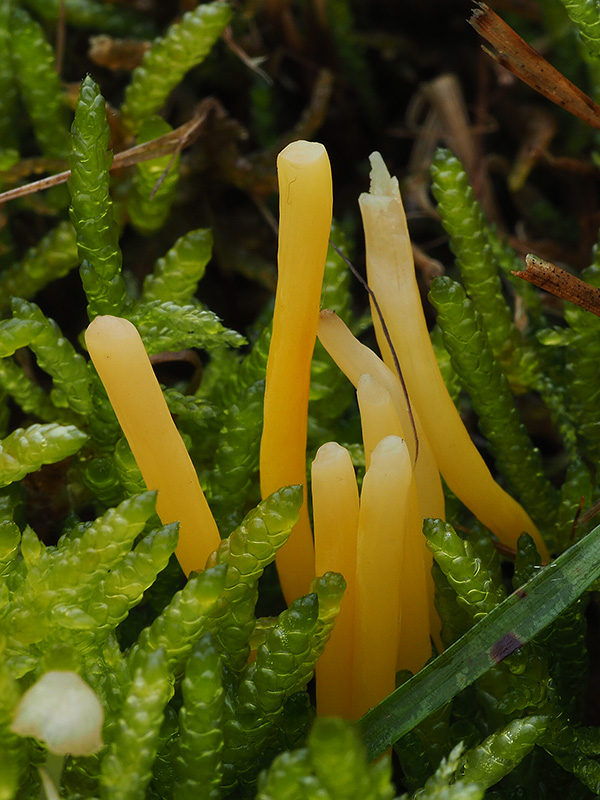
[11,671,104,756]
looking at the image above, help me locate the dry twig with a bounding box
[514,254,600,316]
[470,3,600,130]
[0,98,224,207]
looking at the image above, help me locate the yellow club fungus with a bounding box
[260,140,333,604]
[85,315,220,576]
[359,152,549,561]
[351,435,412,718]
[312,442,359,718]
[317,309,444,521]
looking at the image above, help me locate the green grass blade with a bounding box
[360,522,600,760]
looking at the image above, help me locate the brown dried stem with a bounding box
[469,2,600,130]
[514,254,600,316]
[0,98,223,207]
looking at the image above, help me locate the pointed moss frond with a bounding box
[431,561,473,648]
[11,298,92,417]
[429,275,558,541]
[82,454,125,509]
[89,523,179,633]
[556,0,600,61]
[127,300,246,354]
[207,484,303,674]
[476,640,551,719]
[222,574,345,794]
[430,325,462,407]
[468,524,503,591]
[486,224,545,326]
[563,262,600,463]
[555,457,595,552]
[142,228,213,305]
[539,595,588,720]
[255,748,312,800]
[309,572,346,659]
[0,423,87,489]
[161,387,221,470]
[0,222,79,315]
[0,359,56,423]
[430,148,538,389]
[238,321,272,394]
[458,716,550,791]
[411,744,484,800]
[0,318,46,358]
[542,722,600,794]
[431,150,577,455]
[68,75,127,319]
[513,533,543,589]
[209,378,265,535]
[127,565,227,675]
[174,633,224,800]
[257,717,396,800]
[424,518,506,622]
[120,2,233,133]
[208,319,274,531]
[100,648,172,800]
[222,593,320,791]
[0,492,157,661]
[393,700,453,792]
[0,521,20,581]
[112,437,146,497]
[127,117,181,236]
[86,369,122,451]
[514,533,588,719]
[9,6,71,158]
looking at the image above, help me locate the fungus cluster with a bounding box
[84,140,547,720]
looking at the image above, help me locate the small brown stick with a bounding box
[0,98,223,207]
[419,73,499,222]
[222,25,272,85]
[508,108,557,191]
[412,242,444,285]
[577,496,600,527]
[148,113,200,200]
[513,254,600,316]
[469,3,600,131]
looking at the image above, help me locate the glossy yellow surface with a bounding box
[312,442,359,718]
[85,315,220,575]
[359,152,549,561]
[260,140,333,603]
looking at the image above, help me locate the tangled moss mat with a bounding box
[3,1,600,799]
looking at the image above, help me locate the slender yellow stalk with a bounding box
[398,485,432,673]
[318,314,443,646]
[312,442,359,718]
[359,152,549,561]
[260,140,333,603]
[356,373,432,671]
[85,315,220,575]
[352,435,412,718]
[317,310,444,521]
[357,372,404,469]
